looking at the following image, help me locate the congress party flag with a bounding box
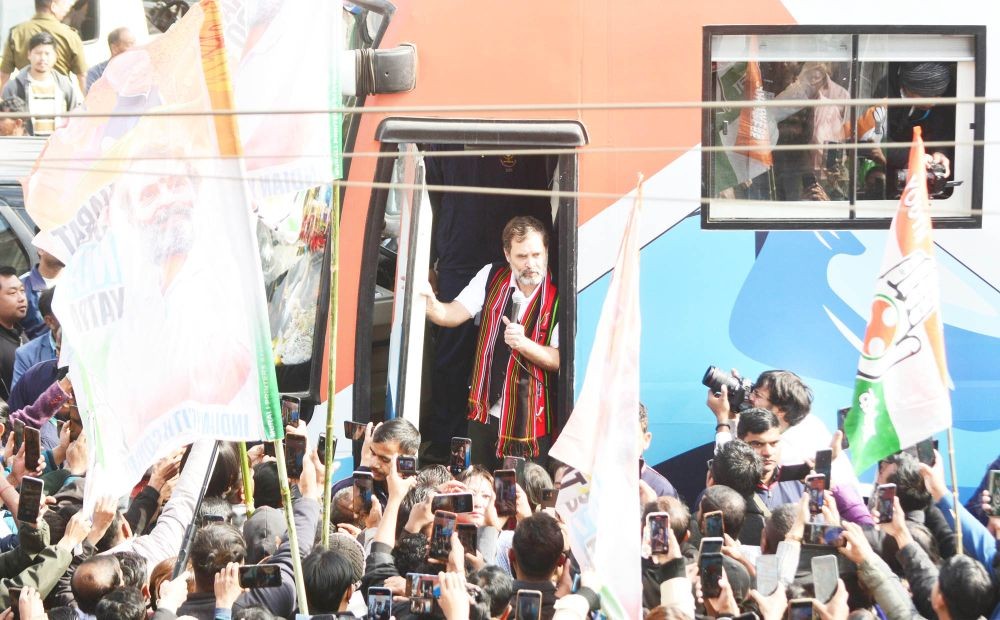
[22,0,326,505]
[551,185,643,620]
[844,126,953,473]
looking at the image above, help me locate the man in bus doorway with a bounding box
[422,216,559,470]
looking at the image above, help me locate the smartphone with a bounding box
[989,470,1000,516]
[317,433,337,464]
[515,589,543,620]
[700,552,724,599]
[264,441,275,458]
[353,471,374,513]
[801,172,817,191]
[367,586,392,620]
[494,469,517,517]
[814,449,832,488]
[916,439,935,466]
[700,536,723,556]
[432,492,474,514]
[779,463,811,482]
[17,476,44,523]
[825,142,843,170]
[284,434,307,479]
[540,488,558,509]
[811,555,839,603]
[22,426,40,472]
[647,512,671,555]
[703,510,724,537]
[8,586,20,620]
[397,455,417,478]
[837,407,850,449]
[202,514,225,525]
[457,523,478,554]
[238,563,283,588]
[803,523,844,547]
[755,554,779,596]
[404,572,428,597]
[806,474,826,514]
[788,598,814,620]
[344,420,367,441]
[429,510,457,561]
[450,437,472,476]
[502,456,527,484]
[876,483,896,524]
[280,395,301,427]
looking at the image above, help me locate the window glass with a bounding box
[0,213,30,274]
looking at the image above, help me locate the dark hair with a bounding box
[639,402,649,433]
[95,587,145,620]
[190,524,246,591]
[881,521,939,575]
[883,452,932,512]
[0,97,26,114]
[712,440,763,498]
[38,286,55,319]
[330,486,361,528]
[395,484,433,540]
[753,371,813,426]
[71,555,123,614]
[372,418,420,455]
[938,555,996,620]
[641,496,690,543]
[302,548,355,613]
[0,266,18,281]
[392,531,434,577]
[207,441,243,499]
[27,31,56,53]
[253,461,281,509]
[469,566,513,617]
[112,551,148,590]
[233,608,277,620]
[417,464,453,487]
[198,495,236,527]
[107,27,131,48]
[761,503,798,555]
[736,407,781,439]
[521,462,553,509]
[502,216,549,252]
[45,608,78,620]
[512,512,564,580]
[700,485,746,538]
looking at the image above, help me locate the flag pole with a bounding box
[273,439,310,614]
[238,441,255,517]
[172,441,221,578]
[321,183,341,549]
[946,427,962,551]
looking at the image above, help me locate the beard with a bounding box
[141,205,195,264]
[515,266,544,287]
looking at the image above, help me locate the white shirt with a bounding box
[453,263,559,348]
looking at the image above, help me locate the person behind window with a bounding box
[0,97,28,136]
[0,32,81,136]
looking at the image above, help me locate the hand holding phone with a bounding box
[450,437,471,476]
[22,427,40,474]
[811,555,839,603]
[429,510,457,561]
[353,471,374,513]
[806,474,826,514]
[238,563,283,588]
[494,470,517,517]
[17,476,44,524]
[344,420,367,441]
[397,455,417,477]
[647,512,671,555]
[814,449,832,487]
[457,523,478,554]
[284,434,307,479]
[703,510,724,538]
[988,470,1000,516]
[432,492,474,514]
[367,586,392,620]
[280,395,301,427]
[876,483,896,524]
[699,552,724,599]
[514,590,543,620]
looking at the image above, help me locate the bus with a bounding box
[268,0,999,500]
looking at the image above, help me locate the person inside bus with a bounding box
[422,216,558,470]
[421,147,554,466]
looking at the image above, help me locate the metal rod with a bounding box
[947,427,963,553]
[172,441,221,578]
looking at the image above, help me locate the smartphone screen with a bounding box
[806,474,826,514]
[502,455,527,484]
[989,471,1000,516]
[457,523,478,554]
[494,469,517,517]
[778,463,811,482]
[803,523,844,547]
[515,590,543,620]
[755,554,779,596]
[703,510,724,538]
[700,552,724,599]
[814,449,832,486]
[647,512,670,554]
[367,586,392,620]
[432,492,474,514]
[280,395,301,427]
[450,437,471,476]
[284,434,307,479]
[317,432,336,463]
[17,476,43,523]
[429,510,457,560]
[8,586,21,620]
[238,563,283,588]
[344,420,367,441]
[397,455,417,477]
[699,536,723,556]
[877,483,896,524]
[811,554,839,603]
[788,599,814,620]
[540,488,557,508]
[22,426,40,472]
[916,439,935,466]
[353,471,374,512]
[837,407,850,449]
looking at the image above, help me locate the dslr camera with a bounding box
[702,366,753,413]
[894,163,960,198]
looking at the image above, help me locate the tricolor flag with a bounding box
[24,0,340,505]
[551,187,643,620]
[845,126,952,473]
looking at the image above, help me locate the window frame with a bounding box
[701,24,986,230]
[354,117,586,436]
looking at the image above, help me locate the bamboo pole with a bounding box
[321,183,341,549]
[238,441,254,517]
[946,427,962,552]
[273,439,309,614]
